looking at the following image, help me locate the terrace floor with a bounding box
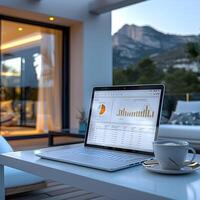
[7,180,109,200]
[6,137,110,200]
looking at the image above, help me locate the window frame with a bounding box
[0,15,70,131]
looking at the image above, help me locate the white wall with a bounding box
[0,0,112,129]
[83,15,113,115]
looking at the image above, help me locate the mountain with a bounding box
[113,24,200,69]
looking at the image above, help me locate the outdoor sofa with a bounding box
[159,100,200,150]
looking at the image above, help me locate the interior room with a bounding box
[0,19,64,137]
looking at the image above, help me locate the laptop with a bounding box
[36,84,165,171]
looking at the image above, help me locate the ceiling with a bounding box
[1,20,41,44]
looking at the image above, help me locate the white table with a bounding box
[1,144,200,200]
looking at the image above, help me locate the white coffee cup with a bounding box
[153,140,196,170]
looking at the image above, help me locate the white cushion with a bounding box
[159,124,200,140]
[175,101,200,113]
[0,136,44,188]
[0,136,13,153]
[5,167,44,188]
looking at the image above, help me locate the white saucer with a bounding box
[142,161,200,175]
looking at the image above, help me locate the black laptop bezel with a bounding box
[84,84,165,155]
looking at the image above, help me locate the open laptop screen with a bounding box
[85,85,164,153]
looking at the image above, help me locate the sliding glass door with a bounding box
[0,18,67,137]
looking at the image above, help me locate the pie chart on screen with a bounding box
[98,104,106,115]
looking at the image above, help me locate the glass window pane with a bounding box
[0,20,63,136]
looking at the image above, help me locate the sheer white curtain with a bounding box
[36,29,62,132]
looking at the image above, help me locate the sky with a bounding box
[112,0,200,35]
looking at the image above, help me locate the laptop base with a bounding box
[36,146,151,172]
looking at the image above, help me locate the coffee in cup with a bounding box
[153,140,196,170]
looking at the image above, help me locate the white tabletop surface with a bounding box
[1,144,200,200]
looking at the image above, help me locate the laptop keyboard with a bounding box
[62,147,147,163]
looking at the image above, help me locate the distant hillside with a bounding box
[113,24,200,69]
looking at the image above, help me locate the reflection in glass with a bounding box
[0,20,63,136]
